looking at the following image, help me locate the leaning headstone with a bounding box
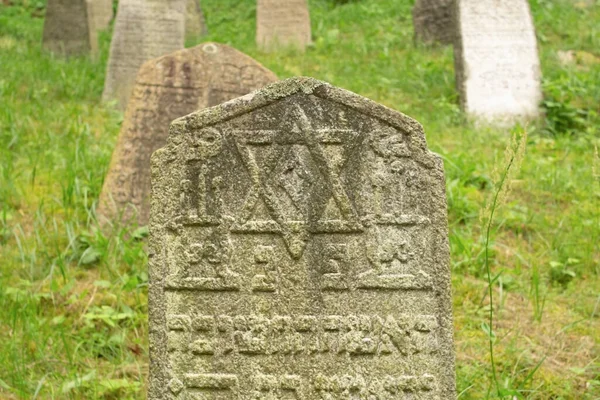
[256,0,311,52]
[454,0,542,124]
[149,77,456,399]
[412,0,455,44]
[102,0,186,111]
[42,0,91,56]
[185,0,208,41]
[97,43,277,227]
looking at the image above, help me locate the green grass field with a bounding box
[0,0,599,398]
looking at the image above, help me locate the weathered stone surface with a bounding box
[98,43,277,227]
[102,0,186,111]
[42,0,91,56]
[256,0,311,52]
[86,0,113,54]
[454,0,542,125]
[413,0,455,45]
[149,77,456,399]
[185,0,208,40]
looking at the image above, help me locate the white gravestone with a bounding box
[454,0,543,125]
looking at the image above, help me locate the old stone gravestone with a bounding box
[149,77,456,399]
[454,0,542,124]
[185,0,208,41]
[97,43,277,227]
[86,0,113,53]
[413,0,455,44]
[102,0,186,111]
[43,0,112,56]
[42,0,91,55]
[256,0,311,52]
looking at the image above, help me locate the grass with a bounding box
[0,0,599,398]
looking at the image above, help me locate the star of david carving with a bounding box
[233,105,363,259]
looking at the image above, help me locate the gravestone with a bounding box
[97,43,277,227]
[42,0,91,56]
[102,0,186,111]
[454,0,542,124]
[149,77,456,399]
[43,0,112,56]
[86,0,114,54]
[412,0,455,44]
[185,0,208,41]
[256,0,311,52]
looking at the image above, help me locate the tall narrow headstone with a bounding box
[256,0,311,52]
[454,0,542,124]
[98,43,277,227]
[185,0,208,41]
[86,0,114,54]
[413,0,455,44]
[42,0,91,56]
[149,77,456,399]
[102,0,186,111]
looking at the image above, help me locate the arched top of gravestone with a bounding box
[135,42,277,90]
[162,77,437,168]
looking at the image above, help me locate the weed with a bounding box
[480,129,528,396]
[541,78,590,136]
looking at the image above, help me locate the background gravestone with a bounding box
[42,0,91,56]
[86,0,113,54]
[413,0,455,45]
[97,43,277,227]
[185,0,208,41]
[102,0,186,111]
[149,77,456,399]
[454,0,542,124]
[256,0,311,52]
[43,0,112,56]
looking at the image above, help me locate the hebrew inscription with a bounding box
[150,78,456,399]
[166,313,439,356]
[256,0,311,52]
[454,0,542,124]
[97,43,277,226]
